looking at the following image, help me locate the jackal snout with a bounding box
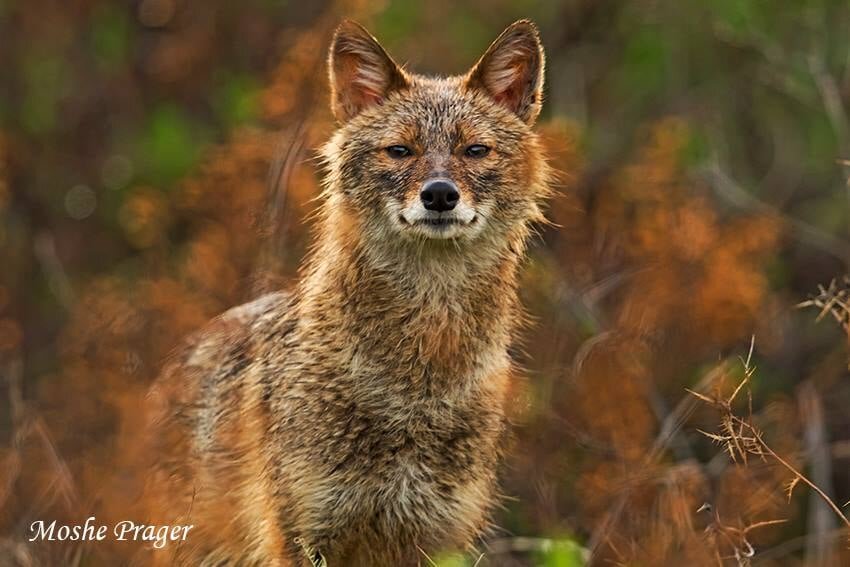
[420,178,459,212]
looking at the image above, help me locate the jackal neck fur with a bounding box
[295,191,527,398]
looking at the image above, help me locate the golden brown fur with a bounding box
[144,19,551,566]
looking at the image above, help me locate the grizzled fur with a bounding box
[145,19,551,566]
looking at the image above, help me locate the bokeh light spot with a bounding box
[64,185,97,220]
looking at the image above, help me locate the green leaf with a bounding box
[616,26,669,99]
[139,104,201,183]
[682,125,710,168]
[433,552,472,567]
[712,0,759,33]
[21,53,68,134]
[213,73,261,127]
[538,538,587,567]
[375,1,422,48]
[90,4,131,69]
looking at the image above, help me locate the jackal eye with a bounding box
[385,145,413,159]
[464,144,490,158]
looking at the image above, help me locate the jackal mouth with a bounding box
[399,215,477,227]
[395,203,481,240]
[420,218,462,226]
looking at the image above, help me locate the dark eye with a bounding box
[385,145,413,158]
[465,144,490,158]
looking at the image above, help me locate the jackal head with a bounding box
[322,19,550,249]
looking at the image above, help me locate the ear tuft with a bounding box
[465,20,545,124]
[328,20,409,122]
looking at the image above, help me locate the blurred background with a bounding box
[2,0,850,565]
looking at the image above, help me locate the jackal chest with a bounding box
[289,400,503,560]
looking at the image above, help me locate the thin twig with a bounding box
[693,343,850,541]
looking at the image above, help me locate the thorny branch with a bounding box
[698,502,787,567]
[798,276,850,333]
[691,337,850,565]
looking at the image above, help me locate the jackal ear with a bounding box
[328,20,409,122]
[464,20,545,125]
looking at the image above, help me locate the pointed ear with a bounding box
[464,20,545,124]
[328,20,409,122]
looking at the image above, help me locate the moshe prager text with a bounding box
[29,517,193,549]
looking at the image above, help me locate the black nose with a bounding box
[420,179,460,212]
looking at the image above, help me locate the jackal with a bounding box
[146,19,551,566]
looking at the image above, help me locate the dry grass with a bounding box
[691,338,850,565]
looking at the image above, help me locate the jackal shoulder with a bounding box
[147,291,291,441]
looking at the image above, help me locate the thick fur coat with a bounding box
[145,19,551,566]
